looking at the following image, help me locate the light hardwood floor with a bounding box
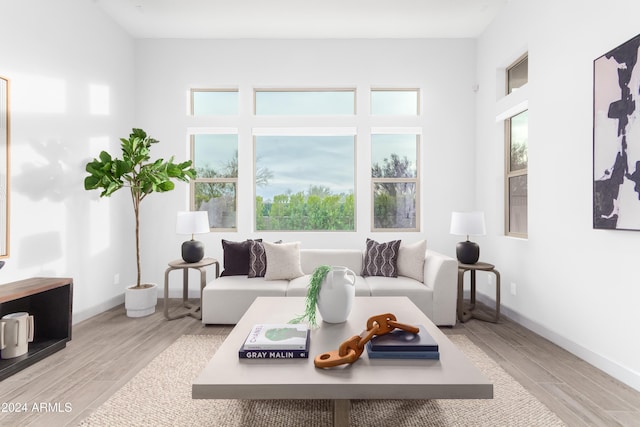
[1,301,639,427]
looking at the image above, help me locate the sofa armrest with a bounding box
[423,249,458,326]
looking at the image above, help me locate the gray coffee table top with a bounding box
[193,296,492,400]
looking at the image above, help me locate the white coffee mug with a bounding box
[0,312,35,359]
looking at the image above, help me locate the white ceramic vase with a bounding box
[317,266,356,323]
[125,283,158,318]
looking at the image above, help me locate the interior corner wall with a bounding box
[133,39,478,297]
[0,0,136,323]
[476,0,640,390]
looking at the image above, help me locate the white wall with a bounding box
[476,0,640,390]
[0,0,136,322]
[133,39,477,295]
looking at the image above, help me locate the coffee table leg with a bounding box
[333,399,350,427]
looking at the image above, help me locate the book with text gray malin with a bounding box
[239,334,310,359]
[242,323,309,350]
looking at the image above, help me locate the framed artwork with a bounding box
[593,33,640,230]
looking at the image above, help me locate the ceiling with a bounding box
[94,0,508,39]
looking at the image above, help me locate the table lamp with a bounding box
[450,211,486,264]
[176,211,210,263]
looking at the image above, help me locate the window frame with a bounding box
[252,127,357,232]
[370,128,421,232]
[370,88,420,116]
[504,111,528,238]
[190,88,239,116]
[253,88,356,116]
[189,129,239,231]
[506,54,528,95]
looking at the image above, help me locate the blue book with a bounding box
[369,325,438,352]
[366,342,440,359]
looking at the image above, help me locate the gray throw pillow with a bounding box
[363,238,401,277]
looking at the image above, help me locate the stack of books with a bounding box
[239,323,310,359]
[366,325,440,359]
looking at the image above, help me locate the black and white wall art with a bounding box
[593,33,640,230]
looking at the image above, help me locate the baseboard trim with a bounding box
[72,294,125,325]
[475,293,640,392]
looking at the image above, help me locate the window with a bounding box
[505,110,528,236]
[191,89,238,115]
[507,56,528,94]
[254,131,355,231]
[191,131,238,229]
[371,131,420,230]
[371,89,419,115]
[254,89,355,115]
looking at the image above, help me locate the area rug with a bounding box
[78,334,565,427]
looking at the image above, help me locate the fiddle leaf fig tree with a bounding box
[84,128,196,288]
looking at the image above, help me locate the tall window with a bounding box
[506,110,528,236]
[254,130,355,231]
[505,55,528,237]
[371,131,420,231]
[191,131,238,230]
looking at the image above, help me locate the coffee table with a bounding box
[193,297,492,426]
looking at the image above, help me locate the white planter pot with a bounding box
[125,283,158,318]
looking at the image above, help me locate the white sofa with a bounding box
[201,248,458,326]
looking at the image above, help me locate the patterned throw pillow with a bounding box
[362,238,401,277]
[248,240,267,278]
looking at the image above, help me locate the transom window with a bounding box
[190,89,238,115]
[254,89,355,115]
[507,56,528,94]
[371,89,420,115]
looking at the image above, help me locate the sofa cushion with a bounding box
[397,239,427,282]
[264,241,304,280]
[299,249,363,275]
[287,274,371,297]
[363,238,401,277]
[365,275,433,320]
[248,240,267,278]
[221,239,261,277]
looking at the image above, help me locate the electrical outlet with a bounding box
[487,274,493,285]
[510,282,517,296]
[114,273,120,285]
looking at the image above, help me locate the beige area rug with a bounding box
[78,334,565,427]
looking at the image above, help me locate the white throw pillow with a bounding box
[397,239,427,282]
[264,241,304,280]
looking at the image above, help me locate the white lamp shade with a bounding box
[176,211,210,235]
[450,211,486,236]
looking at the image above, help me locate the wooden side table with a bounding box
[457,262,501,323]
[164,257,219,320]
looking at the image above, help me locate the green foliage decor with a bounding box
[84,128,196,288]
[290,265,331,327]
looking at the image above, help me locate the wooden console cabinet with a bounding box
[0,277,73,381]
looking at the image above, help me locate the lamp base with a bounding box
[182,240,204,263]
[456,241,480,264]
